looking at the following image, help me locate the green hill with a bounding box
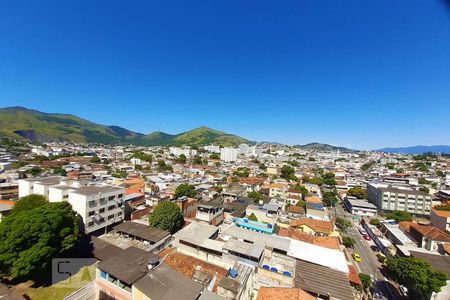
[0,107,248,146]
[298,142,354,152]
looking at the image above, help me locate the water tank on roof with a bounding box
[268,224,273,228]
[262,265,270,270]
[229,269,238,278]
[283,271,292,277]
[243,218,248,223]
[270,267,278,273]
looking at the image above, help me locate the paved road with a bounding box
[333,204,399,300]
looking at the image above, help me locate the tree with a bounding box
[347,187,367,199]
[175,183,196,198]
[148,202,184,234]
[192,156,202,165]
[26,166,42,176]
[386,210,412,222]
[90,155,101,163]
[132,151,152,163]
[177,154,187,164]
[248,191,264,203]
[11,194,47,214]
[292,185,309,199]
[280,165,297,181]
[248,213,258,222]
[342,236,355,248]
[335,217,351,232]
[361,161,376,171]
[52,167,67,176]
[322,191,338,207]
[210,153,220,160]
[419,186,429,194]
[369,218,380,226]
[358,273,372,290]
[387,257,447,300]
[322,172,336,186]
[0,202,79,280]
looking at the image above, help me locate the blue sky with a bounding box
[0,1,449,150]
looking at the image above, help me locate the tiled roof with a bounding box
[278,228,339,249]
[290,218,333,234]
[256,287,315,300]
[305,196,322,203]
[347,265,362,286]
[158,248,227,292]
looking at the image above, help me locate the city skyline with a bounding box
[1,1,450,149]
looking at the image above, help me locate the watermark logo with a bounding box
[52,258,97,287]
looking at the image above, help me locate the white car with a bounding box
[400,285,408,296]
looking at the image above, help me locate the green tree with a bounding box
[90,155,101,163]
[386,210,412,222]
[132,151,152,163]
[387,257,447,300]
[419,186,429,194]
[175,183,196,198]
[148,202,184,234]
[11,194,47,214]
[342,236,355,248]
[292,185,309,199]
[347,187,368,199]
[369,218,380,226]
[209,153,220,160]
[52,167,67,176]
[26,166,42,176]
[322,172,336,186]
[0,202,79,280]
[248,191,264,203]
[335,217,351,232]
[361,161,376,171]
[248,213,258,222]
[322,191,338,207]
[177,154,187,164]
[358,273,372,290]
[192,156,202,165]
[280,165,297,181]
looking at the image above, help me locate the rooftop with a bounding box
[256,287,315,300]
[114,222,170,243]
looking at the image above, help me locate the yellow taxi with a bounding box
[352,252,362,262]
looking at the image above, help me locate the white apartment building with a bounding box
[18,176,64,198]
[68,185,125,233]
[220,147,239,162]
[169,147,197,157]
[239,143,249,155]
[18,176,124,233]
[367,182,432,215]
[204,145,221,153]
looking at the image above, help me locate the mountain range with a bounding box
[0,107,248,147]
[376,145,450,154]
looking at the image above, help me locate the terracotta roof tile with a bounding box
[289,218,334,234]
[278,228,339,249]
[256,287,315,300]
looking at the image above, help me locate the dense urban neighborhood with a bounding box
[0,137,449,300]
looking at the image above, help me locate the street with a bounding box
[333,204,399,300]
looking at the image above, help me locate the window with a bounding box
[99,218,105,223]
[100,270,108,280]
[88,211,95,216]
[108,214,115,220]
[118,194,123,198]
[108,196,115,201]
[88,221,94,227]
[117,211,122,216]
[99,208,105,213]
[88,200,96,207]
[108,205,116,211]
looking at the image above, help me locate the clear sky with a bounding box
[1,1,449,150]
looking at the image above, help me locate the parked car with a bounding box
[374,289,383,299]
[352,252,362,262]
[377,253,387,264]
[363,234,371,241]
[370,245,379,252]
[400,285,408,296]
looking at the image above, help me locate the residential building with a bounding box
[196,203,224,226]
[220,147,239,162]
[68,185,125,234]
[18,176,64,198]
[431,207,450,232]
[343,197,378,217]
[367,183,432,215]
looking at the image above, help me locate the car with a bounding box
[400,285,408,296]
[363,234,371,241]
[374,289,383,299]
[377,253,387,264]
[352,252,362,262]
[370,245,379,252]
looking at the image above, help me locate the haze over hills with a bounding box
[376,145,450,154]
[0,107,248,147]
